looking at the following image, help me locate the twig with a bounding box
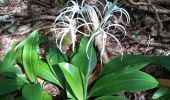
[150,0,170,5]
[21,15,56,24]
[147,0,164,36]
[0,20,15,34]
[29,0,52,8]
[140,42,170,49]
[128,0,151,6]
[126,4,170,14]
[127,35,170,49]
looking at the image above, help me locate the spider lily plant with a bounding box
[53,0,130,58]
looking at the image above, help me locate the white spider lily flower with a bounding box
[53,0,130,60]
[54,0,85,52]
[85,0,130,60]
[55,16,77,52]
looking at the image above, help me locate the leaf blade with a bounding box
[23,30,40,82]
[37,60,62,87]
[89,71,158,96]
[71,37,97,77]
[58,63,85,100]
[22,83,52,100]
[95,96,128,100]
[152,87,169,99]
[0,77,25,95]
[100,55,152,77]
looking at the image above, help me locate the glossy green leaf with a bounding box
[66,83,77,100]
[3,50,16,65]
[13,41,25,64]
[46,44,67,87]
[15,96,25,100]
[0,94,9,100]
[22,83,52,100]
[152,87,169,99]
[0,61,28,83]
[0,61,19,78]
[23,30,40,82]
[58,63,85,100]
[151,56,170,71]
[71,37,97,76]
[89,71,158,96]
[41,91,52,100]
[37,60,62,87]
[95,96,127,100]
[46,44,67,66]
[0,77,25,95]
[2,41,20,65]
[100,55,152,77]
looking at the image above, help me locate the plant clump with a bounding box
[53,0,130,59]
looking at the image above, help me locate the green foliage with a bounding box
[1,30,170,100]
[71,37,97,77]
[58,63,85,100]
[37,60,62,87]
[152,87,170,100]
[95,96,128,100]
[0,30,52,99]
[100,55,152,77]
[89,71,158,96]
[22,83,52,100]
[23,30,40,82]
[0,77,25,95]
[46,44,68,87]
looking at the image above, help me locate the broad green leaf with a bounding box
[151,56,170,71]
[3,50,16,65]
[37,60,62,87]
[14,41,25,64]
[0,94,9,100]
[41,91,52,100]
[15,96,25,100]
[0,61,28,83]
[89,71,158,96]
[58,63,85,100]
[0,77,25,95]
[46,43,67,87]
[71,37,97,76]
[153,92,170,100]
[152,87,169,99]
[22,83,52,100]
[2,41,20,65]
[23,30,40,82]
[0,61,18,78]
[95,96,127,100]
[46,43,67,66]
[100,55,152,77]
[66,83,77,100]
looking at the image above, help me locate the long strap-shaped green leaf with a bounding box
[23,30,39,82]
[95,96,128,100]
[0,77,26,95]
[71,37,97,77]
[58,63,85,100]
[100,54,170,77]
[22,83,52,100]
[89,70,158,97]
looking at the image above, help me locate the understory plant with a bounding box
[1,0,170,100]
[0,30,170,100]
[53,0,130,60]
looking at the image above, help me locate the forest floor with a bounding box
[1,0,170,100]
